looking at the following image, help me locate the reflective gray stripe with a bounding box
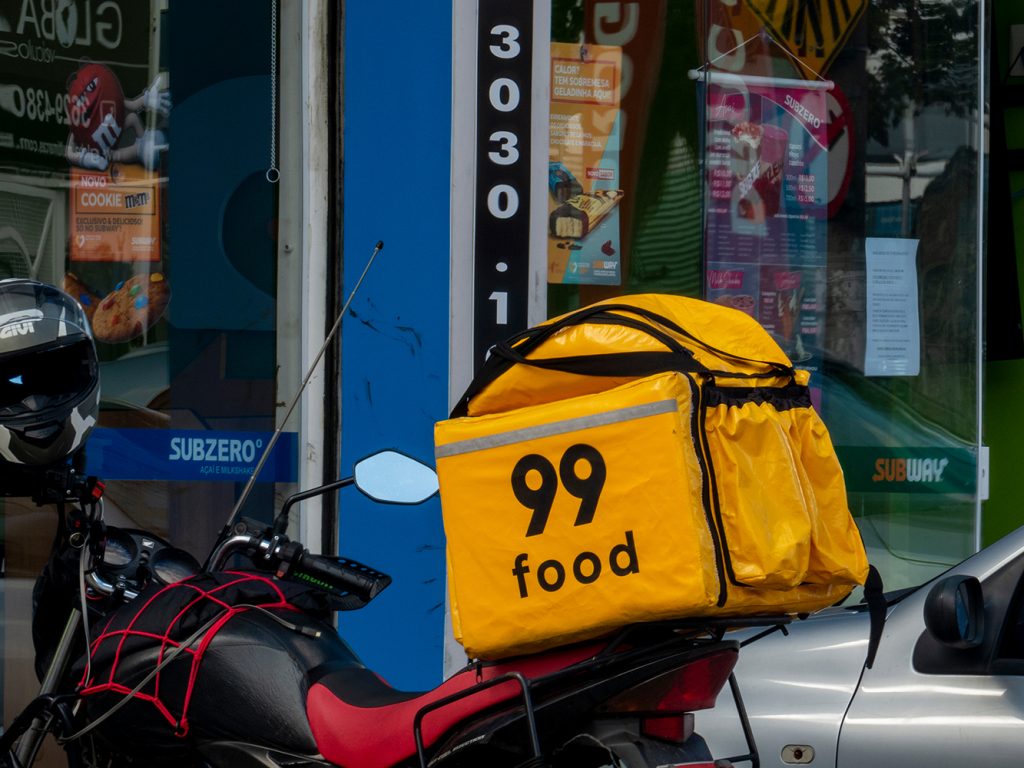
[436,398,679,458]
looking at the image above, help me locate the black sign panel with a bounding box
[473,0,533,367]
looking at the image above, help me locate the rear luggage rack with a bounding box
[413,672,540,768]
[414,617,786,767]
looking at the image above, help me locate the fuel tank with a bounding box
[77,573,363,763]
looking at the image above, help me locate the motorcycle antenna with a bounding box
[222,239,384,532]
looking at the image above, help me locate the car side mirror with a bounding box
[923,575,984,649]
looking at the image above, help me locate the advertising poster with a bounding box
[757,263,826,364]
[703,74,829,370]
[548,42,622,285]
[0,2,170,348]
[70,165,160,262]
[706,263,758,317]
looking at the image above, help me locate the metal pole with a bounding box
[14,609,82,766]
[221,240,384,533]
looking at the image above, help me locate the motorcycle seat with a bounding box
[306,641,602,768]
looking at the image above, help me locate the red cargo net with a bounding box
[78,571,296,736]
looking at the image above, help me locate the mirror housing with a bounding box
[354,450,439,504]
[923,574,984,649]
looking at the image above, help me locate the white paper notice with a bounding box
[864,237,920,376]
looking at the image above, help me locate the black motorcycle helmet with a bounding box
[0,279,99,467]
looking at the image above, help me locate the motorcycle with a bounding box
[0,449,770,768]
[0,254,770,767]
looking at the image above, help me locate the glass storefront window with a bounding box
[548,1,706,312]
[0,1,293,757]
[547,0,984,592]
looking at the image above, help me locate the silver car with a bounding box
[699,524,1024,767]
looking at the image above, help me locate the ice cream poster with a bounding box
[702,77,828,265]
[756,264,826,366]
[702,75,829,369]
[548,42,623,285]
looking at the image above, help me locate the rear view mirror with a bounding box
[354,450,439,504]
[923,575,984,649]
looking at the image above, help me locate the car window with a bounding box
[996,569,1024,663]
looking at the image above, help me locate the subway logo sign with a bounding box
[835,446,977,495]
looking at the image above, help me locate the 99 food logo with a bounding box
[509,443,638,598]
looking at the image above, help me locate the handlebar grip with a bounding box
[291,550,392,603]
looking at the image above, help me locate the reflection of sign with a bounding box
[698,1,777,77]
[583,0,666,288]
[826,85,854,217]
[0,0,149,170]
[70,165,160,262]
[747,0,867,77]
[548,42,623,286]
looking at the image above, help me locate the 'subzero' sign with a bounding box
[84,428,298,483]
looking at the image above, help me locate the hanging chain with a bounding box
[267,0,280,183]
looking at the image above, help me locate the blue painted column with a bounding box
[339,2,453,690]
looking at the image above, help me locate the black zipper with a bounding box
[687,373,729,607]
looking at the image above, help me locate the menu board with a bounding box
[703,74,829,370]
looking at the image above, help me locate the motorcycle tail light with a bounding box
[640,712,694,743]
[600,647,738,715]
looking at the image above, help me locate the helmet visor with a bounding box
[0,339,98,417]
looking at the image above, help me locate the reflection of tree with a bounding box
[863,1,982,442]
[866,0,978,145]
[913,145,978,440]
[551,0,583,43]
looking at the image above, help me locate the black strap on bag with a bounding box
[591,304,793,371]
[451,305,700,417]
[451,302,795,418]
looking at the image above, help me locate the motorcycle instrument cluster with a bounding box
[97,527,200,593]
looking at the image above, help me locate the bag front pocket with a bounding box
[785,404,868,586]
[702,383,813,589]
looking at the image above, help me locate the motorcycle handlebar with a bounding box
[209,530,392,604]
[90,525,391,608]
[289,550,388,602]
[85,570,140,601]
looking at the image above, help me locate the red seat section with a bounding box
[306,642,601,768]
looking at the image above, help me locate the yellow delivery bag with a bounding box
[436,294,868,660]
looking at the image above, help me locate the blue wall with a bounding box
[339,3,453,690]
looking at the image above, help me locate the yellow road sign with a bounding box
[748,0,867,78]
